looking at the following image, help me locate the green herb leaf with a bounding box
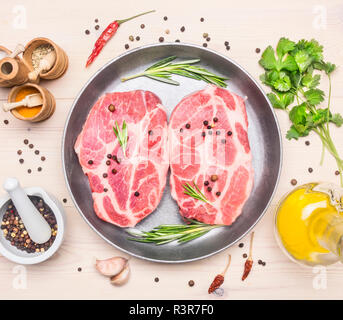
[331,113,343,127]
[280,55,298,72]
[276,37,296,57]
[259,37,343,186]
[127,218,223,245]
[267,92,294,109]
[304,88,325,106]
[302,73,320,89]
[273,72,292,91]
[182,181,210,203]
[294,50,312,73]
[113,120,128,157]
[286,126,301,140]
[122,56,228,87]
[259,46,277,70]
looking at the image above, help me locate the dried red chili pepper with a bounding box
[208,254,231,294]
[242,231,254,281]
[86,10,155,67]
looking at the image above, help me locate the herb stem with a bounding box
[127,218,224,245]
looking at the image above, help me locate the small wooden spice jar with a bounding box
[23,37,68,81]
[7,83,56,123]
[0,45,32,88]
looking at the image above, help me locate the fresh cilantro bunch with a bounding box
[259,38,343,185]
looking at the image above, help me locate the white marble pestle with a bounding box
[3,178,51,244]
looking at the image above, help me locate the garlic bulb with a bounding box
[110,264,130,286]
[95,256,128,277]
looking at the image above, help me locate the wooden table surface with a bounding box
[0,0,342,300]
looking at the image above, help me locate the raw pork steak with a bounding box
[169,85,254,225]
[75,90,168,228]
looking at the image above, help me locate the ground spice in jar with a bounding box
[1,196,57,253]
[31,44,55,70]
[14,87,43,118]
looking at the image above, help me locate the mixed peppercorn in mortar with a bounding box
[1,196,57,253]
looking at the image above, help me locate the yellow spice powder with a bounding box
[14,87,42,118]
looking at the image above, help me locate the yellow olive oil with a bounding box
[275,183,343,266]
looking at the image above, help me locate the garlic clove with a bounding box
[110,263,130,286]
[95,256,128,277]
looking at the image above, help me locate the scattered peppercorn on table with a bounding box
[0,0,343,299]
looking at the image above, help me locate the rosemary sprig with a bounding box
[113,120,128,157]
[183,181,210,203]
[127,218,224,245]
[121,56,228,87]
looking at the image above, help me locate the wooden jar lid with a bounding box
[23,37,68,81]
[0,46,30,88]
[8,83,56,123]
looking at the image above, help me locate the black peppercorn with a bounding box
[203,120,208,126]
[108,104,115,112]
[185,123,191,129]
[201,132,206,137]
[216,191,221,196]
[188,280,195,287]
[125,44,129,49]
[106,160,111,165]
[207,186,212,192]
[134,191,140,197]
[227,131,232,136]
[159,37,164,42]
[207,125,211,130]
[88,160,93,165]
[216,130,221,135]
[204,181,209,186]
[213,117,218,122]
[180,26,185,32]
[103,173,108,178]
[148,130,153,135]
